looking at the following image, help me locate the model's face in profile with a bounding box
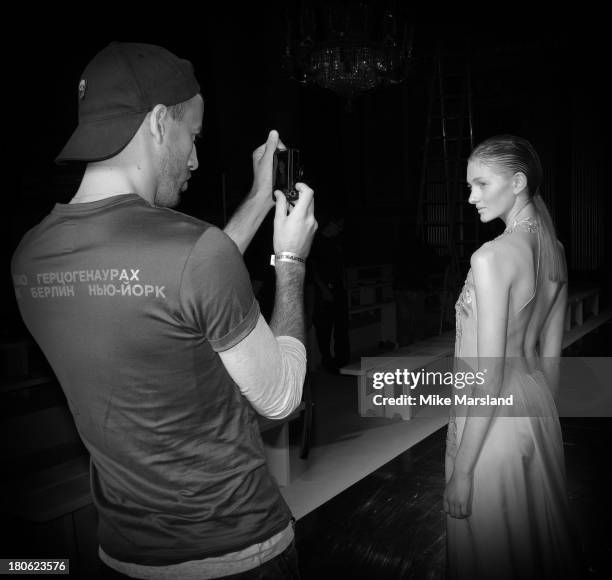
[466,159,516,223]
[156,94,204,208]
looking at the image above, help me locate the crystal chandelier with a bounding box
[284,1,413,101]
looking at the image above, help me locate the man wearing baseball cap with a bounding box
[12,41,316,578]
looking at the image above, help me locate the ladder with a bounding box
[416,52,476,333]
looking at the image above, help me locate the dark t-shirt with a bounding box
[11,194,291,565]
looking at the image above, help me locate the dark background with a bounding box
[5,6,609,334]
[2,5,611,577]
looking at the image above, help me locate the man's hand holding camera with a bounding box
[274,183,317,261]
[224,128,314,259]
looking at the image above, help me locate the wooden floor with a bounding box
[3,321,610,578]
[289,321,612,579]
[296,424,449,579]
[280,369,448,520]
[293,418,612,579]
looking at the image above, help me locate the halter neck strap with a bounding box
[504,216,539,234]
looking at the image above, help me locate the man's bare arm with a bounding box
[223,191,274,254]
[270,261,305,345]
[219,184,317,418]
[223,130,281,254]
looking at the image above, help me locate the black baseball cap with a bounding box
[56,41,200,163]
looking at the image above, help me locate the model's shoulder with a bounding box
[470,240,503,269]
[470,238,518,282]
[477,228,528,258]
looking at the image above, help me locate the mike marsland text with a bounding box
[372,394,514,407]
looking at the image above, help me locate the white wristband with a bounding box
[270,252,306,266]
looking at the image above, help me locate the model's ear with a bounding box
[513,171,528,195]
[149,104,169,145]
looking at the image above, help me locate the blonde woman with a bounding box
[445,135,580,578]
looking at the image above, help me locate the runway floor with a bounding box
[289,321,612,579]
[292,414,612,579]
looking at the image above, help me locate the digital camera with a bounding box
[273,148,302,204]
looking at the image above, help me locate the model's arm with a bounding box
[219,185,317,418]
[223,130,281,254]
[444,244,510,518]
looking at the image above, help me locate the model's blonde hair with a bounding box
[470,135,567,282]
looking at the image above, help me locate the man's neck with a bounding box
[70,191,137,204]
[70,163,152,205]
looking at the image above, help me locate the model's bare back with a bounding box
[494,230,567,358]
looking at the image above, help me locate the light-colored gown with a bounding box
[445,217,579,579]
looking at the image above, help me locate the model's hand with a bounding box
[251,130,285,206]
[444,470,473,519]
[274,183,317,258]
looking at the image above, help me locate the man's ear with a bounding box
[513,171,528,194]
[149,104,169,145]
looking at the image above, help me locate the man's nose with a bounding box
[468,189,478,205]
[188,146,199,172]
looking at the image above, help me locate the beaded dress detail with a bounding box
[445,216,579,579]
[454,216,538,350]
